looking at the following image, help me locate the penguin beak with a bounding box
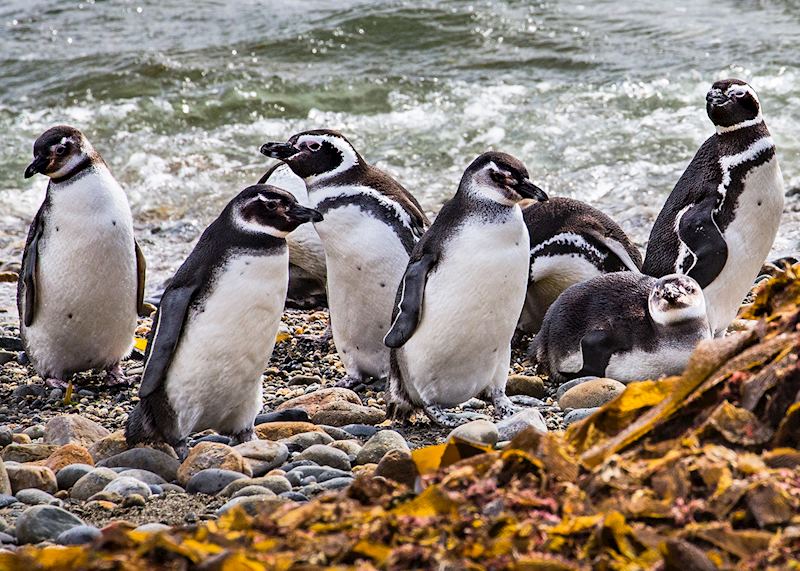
[516,179,548,202]
[24,155,47,178]
[706,88,728,107]
[260,142,299,161]
[288,204,323,224]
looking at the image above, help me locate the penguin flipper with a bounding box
[135,240,147,316]
[139,284,198,398]
[677,197,728,288]
[384,252,437,348]
[570,327,632,379]
[20,209,45,327]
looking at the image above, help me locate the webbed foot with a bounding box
[45,377,69,389]
[490,389,520,420]
[174,440,189,462]
[104,363,130,387]
[335,374,364,389]
[423,405,490,428]
[229,427,255,446]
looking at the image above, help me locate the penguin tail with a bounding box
[124,400,158,447]
[386,351,415,423]
[527,335,550,378]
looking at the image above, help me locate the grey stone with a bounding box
[0,457,10,495]
[0,494,16,508]
[149,484,163,495]
[16,505,84,544]
[23,425,45,440]
[231,485,277,499]
[44,415,109,447]
[0,426,13,447]
[232,440,289,477]
[216,494,285,516]
[254,409,309,424]
[220,475,292,497]
[186,469,248,495]
[355,430,410,465]
[0,531,15,544]
[160,484,185,493]
[192,434,231,446]
[104,476,152,498]
[117,469,167,486]
[287,466,352,483]
[56,464,94,491]
[280,432,333,451]
[564,407,601,426]
[98,448,180,482]
[279,491,309,502]
[341,424,378,439]
[135,523,171,533]
[329,440,362,462]
[16,488,60,506]
[497,408,548,441]
[447,420,499,447]
[56,525,101,545]
[70,468,118,501]
[288,374,322,386]
[296,445,351,471]
[317,476,353,491]
[319,426,352,440]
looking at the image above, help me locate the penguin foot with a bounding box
[45,377,69,389]
[508,395,546,407]
[229,428,255,446]
[335,375,364,389]
[104,363,130,387]
[174,440,189,462]
[491,391,521,420]
[423,405,489,428]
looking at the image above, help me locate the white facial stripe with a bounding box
[296,134,359,183]
[49,153,88,179]
[307,184,414,230]
[232,211,289,238]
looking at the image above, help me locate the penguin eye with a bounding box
[490,169,510,186]
[307,141,321,152]
[730,89,746,99]
[264,200,278,211]
[54,144,67,157]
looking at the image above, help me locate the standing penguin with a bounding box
[384,152,548,427]
[18,125,146,389]
[530,272,711,384]
[518,197,642,336]
[643,79,784,336]
[125,185,321,458]
[260,130,429,388]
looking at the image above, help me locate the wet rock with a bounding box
[16,488,60,506]
[6,464,57,494]
[70,468,118,501]
[254,409,310,424]
[16,505,84,544]
[355,430,410,466]
[558,378,626,410]
[43,443,94,473]
[375,449,417,487]
[232,440,288,477]
[497,409,548,441]
[255,422,325,441]
[342,424,379,439]
[280,432,333,451]
[56,464,94,491]
[296,445,351,471]
[555,376,599,401]
[117,469,167,486]
[1,444,57,463]
[311,403,386,427]
[44,415,110,447]
[564,407,600,426]
[56,525,101,545]
[99,448,180,482]
[104,476,152,498]
[506,375,546,398]
[275,388,361,416]
[186,469,248,495]
[447,420,499,447]
[216,495,286,516]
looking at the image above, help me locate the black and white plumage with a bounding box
[261,130,429,387]
[643,79,784,336]
[125,185,321,458]
[18,125,146,389]
[384,151,548,427]
[518,197,642,335]
[530,272,711,384]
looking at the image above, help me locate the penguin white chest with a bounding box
[165,252,288,436]
[401,212,530,406]
[24,170,138,377]
[313,197,410,380]
[706,156,784,335]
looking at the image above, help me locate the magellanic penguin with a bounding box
[125,185,322,458]
[518,197,642,336]
[530,272,711,385]
[260,130,430,388]
[384,152,548,427]
[18,125,146,389]
[642,79,785,337]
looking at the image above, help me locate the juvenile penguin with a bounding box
[642,79,784,336]
[518,197,642,336]
[530,272,711,385]
[261,130,429,387]
[18,125,146,389]
[384,152,548,427]
[125,185,321,457]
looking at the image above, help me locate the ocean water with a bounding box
[1,0,799,306]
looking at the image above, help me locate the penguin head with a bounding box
[460,151,548,206]
[706,79,762,132]
[24,125,96,180]
[648,274,707,328]
[231,184,323,238]
[260,129,362,183]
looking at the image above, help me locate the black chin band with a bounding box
[49,156,93,184]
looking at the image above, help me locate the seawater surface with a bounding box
[1,0,799,307]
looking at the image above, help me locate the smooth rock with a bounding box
[0,426,13,447]
[122,494,147,507]
[506,375,546,398]
[117,469,167,485]
[296,445,351,471]
[0,531,15,544]
[231,485,277,499]
[220,475,292,497]
[0,458,10,495]
[558,378,626,410]
[16,505,84,544]
[56,464,94,490]
[216,495,286,516]
[192,434,230,446]
[44,415,110,447]
[186,469,248,495]
[279,491,308,502]
[232,440,288,477]
[149,484,163,495]
[447,420,499,447]
[255,422,325,441]
[22,425,45,440]
[87,431,128,463]
[316,476,353,491]
[254,409,310,424]
[0,494,16,508]
[555,376,600,401]
[135,523,171,533]
[311,403,386,427]
[55,525,101,545]
[1,444,57,463]
[288,374,322,386]
[275,388,361,416]
[104,476,152,498]
[341,424,379,439]
[6,464,57,494]
[12,433,31,444]
[329,440,362,462]
[319,426,352,440]
[16,488,60,506]
[497,409,548,441]
[99,448,180,482]
[160,483,185,493]
[564,407,600,426]
[70,468,118,501]
[375,449,417,487]
[43,443,94,473]
[355,430,410,466]
[279,432,333,451]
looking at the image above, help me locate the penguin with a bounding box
[18,125,146,389]
[383,151,548,427]
[642,79,784,337]
[125,185,322,458]
[530,272,711,385]
[518,197,642,336]
[260,130,429,388]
